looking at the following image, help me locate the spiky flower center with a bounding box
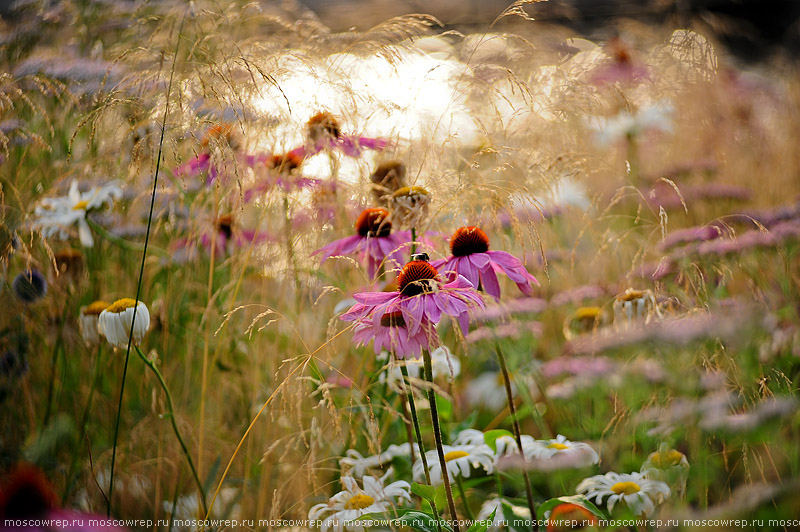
[344,493,374,510]
[450,226,489,257]
[397,260,438,297]
[355,208,392,238]
[380,311,406,328]
[444,450,469,462]
[268,153,302,173]
[307,112,341,140]
[83,301,110,316]
[202,123,236,147]
[611,481,641,495]
[72,200,89,211]
[216,214,234,240]
[547,442,569,450]
[649,449,685,468]
[106,298,138,313]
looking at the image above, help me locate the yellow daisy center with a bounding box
[105,298,138,313]
[547,442,569,450]
[392,185,429,199]
[82,300,110,316]
[574,306,602,320]
[650,449,684,468]
[611,481,641,495]
[72,200,89,210]
[344,493,374,510]
[444,450,469,462]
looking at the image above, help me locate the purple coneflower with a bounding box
[312,208,413,279]
[431,226,538,300]
[351,311,436,359]
[342,255,484,336]
[292,111,389,159]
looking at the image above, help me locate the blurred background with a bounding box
[300,0,800,61]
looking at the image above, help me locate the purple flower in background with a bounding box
[312,208,414,279]
[0,464,126,531]
[432,226,538,300]
[292,112,389,159]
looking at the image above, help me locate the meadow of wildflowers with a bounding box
[2,1,800,531]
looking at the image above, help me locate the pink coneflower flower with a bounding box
[342,255,484,336]
[432,226,538,300]
[171,213,272,262]
[312,208,413,279]
[351,311,436,359]
[590,37,649,86]
[241,152,321,200]
[292,111,389,159]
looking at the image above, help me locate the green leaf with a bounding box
[536,495,606,521]
[484,429,514,452]
[411,482,437,502]
[436,395,453,422]
[359,510,453,532]
[466,509,496,532]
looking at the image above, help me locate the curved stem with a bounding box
[135,346,208,516]
[422,349,461,531]
[86,217,169,258]
[495,343,538,531]
[398,362,442,532]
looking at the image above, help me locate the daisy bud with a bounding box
[389,185,430,229]
[79,301,110,347]
[98,298,150,348]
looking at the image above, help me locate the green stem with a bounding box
[398,362,442,532]
[455,475,474,520]
[422,349,461,531]
[411,227,417,256]
[43,301,70,426]
[86,217,168,258]
[63,344,103,503]
[135,346,208,516]
[495,343,538,531]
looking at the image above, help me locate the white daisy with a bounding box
[32,180,122,247]
[380,346,460,395]
[521,434,600,471]
[308,473,410,532]
[588,101,674,147]
[98,298,150,348]
[451,428,487,447]
[640,446,690,498]
[465,371,513,412]
[79,300,109,346]
[576,471,670,517]
[477,496,531,531]
[412,444,494,486]
[339,443,418,478]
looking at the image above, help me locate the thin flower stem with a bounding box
[43,302,69,427]
[398,362,442,532]
[63,344,103,503]
[455,475,474,520]
[410,227,417,255]
[495,343,538,531]
[422,349,461,531]
[135,346,208,515]
[108,14,185,516]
